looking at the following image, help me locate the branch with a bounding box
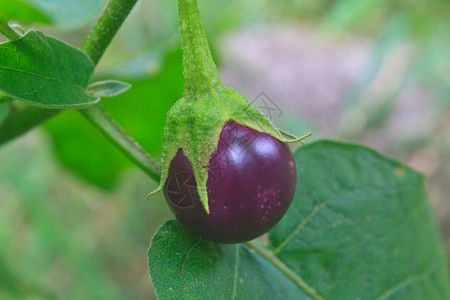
[80,0,161,181]
[0,0,162,181]
[81,105,160,182]
[80,0,138,65]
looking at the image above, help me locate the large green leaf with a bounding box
[0,30,98,109]
[148,141,450,299]
[148,221,312,300]
[270,141,450,299]
[44,49,183,189]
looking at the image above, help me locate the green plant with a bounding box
[0,0,449,299]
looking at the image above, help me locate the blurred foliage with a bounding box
[1,0,450,298]
[0,133,172,299]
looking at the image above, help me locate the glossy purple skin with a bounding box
[163,122,297,243]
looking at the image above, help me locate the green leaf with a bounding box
[270,141,450,299]
[87,80,131,98]
[148,141,450,299]
[0,0,51,24]
[0,30,98,109]
[148,221,312,300]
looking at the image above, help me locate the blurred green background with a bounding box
[0,0,449,299]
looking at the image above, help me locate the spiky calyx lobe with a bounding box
[149,0,310,213]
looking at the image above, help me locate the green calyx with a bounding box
[148,0,311,213]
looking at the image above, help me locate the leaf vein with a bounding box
[273,184,417,254]
[375,260,440,300]
[180,237,202,295]
[246,241,325,300]
[0,65,90,90]
[274,202,326,254]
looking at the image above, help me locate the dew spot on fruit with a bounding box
[254,139,277,157]
[228,144,246,165]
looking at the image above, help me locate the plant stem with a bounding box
[80,105,160,181]
[246,241,325,300]
[178,0,222,96]
[0,0,162,181]
[80,0,138,65]
[78,0,162,180]
[0,22,21,40]
[81,0,162,180]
